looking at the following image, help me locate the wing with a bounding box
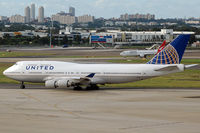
[45,73,96,88]
[73,73,96,84]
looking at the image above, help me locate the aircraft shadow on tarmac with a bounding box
[1,83,200,91]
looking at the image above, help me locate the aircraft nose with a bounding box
[3,70,7,75]
[120,52,125,56]
[3,69,8,75]
[3,68,10,76]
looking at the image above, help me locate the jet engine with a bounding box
[45,79,75,88]
[45,80,56,88]
[139,54,147,58]
[139,54,144,58]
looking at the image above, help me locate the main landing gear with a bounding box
[20,81,25,89]
[73,86,83,91]
[86,84,99,90]
[73,84,99,91]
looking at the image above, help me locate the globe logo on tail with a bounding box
[147,44,179,64]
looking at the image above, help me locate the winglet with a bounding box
[86,73,95,78]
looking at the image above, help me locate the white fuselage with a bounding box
[3,61,184,85]
[120,50,157,57]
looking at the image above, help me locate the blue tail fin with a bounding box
[147,34,190,64]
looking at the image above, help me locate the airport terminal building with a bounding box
[60,28,195,44]
[90,29,194,43]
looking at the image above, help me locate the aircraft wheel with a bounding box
[73,86,83,91]
[86,84,99,90]
[20,83,25,89]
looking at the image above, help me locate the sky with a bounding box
[0,0,200,19]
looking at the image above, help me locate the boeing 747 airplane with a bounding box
[120,40,166,58]
[3,35,193,90]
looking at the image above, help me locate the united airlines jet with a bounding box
[3,35,193,90]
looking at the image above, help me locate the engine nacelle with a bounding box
[45,80,56,88]
[55,79,75,88]
[45,79,75,88]
[139,54,144,58]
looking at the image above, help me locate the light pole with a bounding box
[50,18,53,48]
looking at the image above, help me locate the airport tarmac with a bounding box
[2,47,200,58]
[0,85,200,133]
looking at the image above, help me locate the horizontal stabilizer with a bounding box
[154,66,179,71]
[185,64,199,69]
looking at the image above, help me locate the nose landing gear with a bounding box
[20,81,25,89]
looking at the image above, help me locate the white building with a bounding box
[30,4,35,21]
[38,6,44,23]
[0,30,48,38]
[185,20,200,25]
[52,14,76,25]
[120,13,155,20]
[25,6,30,23]
[105,21,114,26]
[0,16,7,21]
[77,15,94,23]
[117,29,193,42]
[128,21,137,26]
[31,24,48,30]
[20,30,48,37]
[58,28,194,44]
[59,26,73,35]
[92,29,194,43]
[115,21,127,26]
[10,15,25,23]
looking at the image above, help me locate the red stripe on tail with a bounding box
[156,40,166,55]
